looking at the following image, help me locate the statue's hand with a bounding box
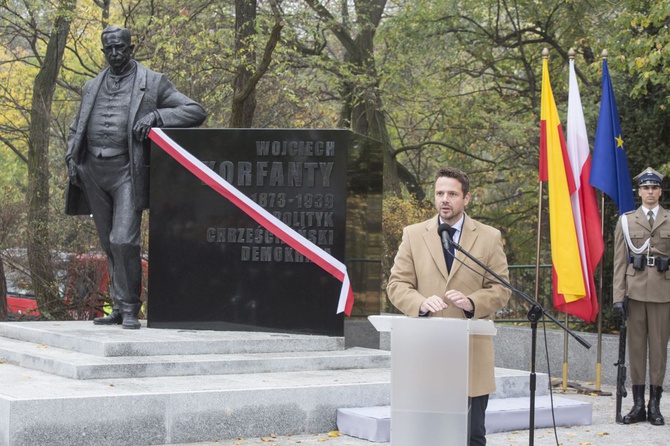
[133,111,157,141]
[67,158,80,187]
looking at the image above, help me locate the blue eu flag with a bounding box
[589,59,635,215]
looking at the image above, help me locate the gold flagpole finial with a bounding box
[601,49,608,60]
[542,48,549,59]
[568,48,575,59]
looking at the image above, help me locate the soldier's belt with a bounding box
[630,255,670,272]
[657,256,670,273]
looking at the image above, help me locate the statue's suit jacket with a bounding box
[613,205,670,304]
[387,214,511,397]
[65,62,206,215]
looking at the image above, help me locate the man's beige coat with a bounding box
[387,214,511,397]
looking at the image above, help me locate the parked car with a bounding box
[3,249,147,321]
[5,265,41,320]
[3,249,68,321]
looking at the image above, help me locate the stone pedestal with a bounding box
[148,129,382,335]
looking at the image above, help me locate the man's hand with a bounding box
[445,289,474,312]
[67,158,80,187]
[419,295,449,314]
[614,302,627,322]
[133,111,158,141]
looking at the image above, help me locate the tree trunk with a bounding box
[94,0,111,28]
[346,1,401,196]
[230,0,284,128]
[230,0,258,127]
[0,256,7,321]
[308,0,402,196]
[26,0,75,320]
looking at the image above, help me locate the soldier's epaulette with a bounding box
[623,210,635,215]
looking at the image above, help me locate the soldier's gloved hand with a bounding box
[614,302,626,321]
[67,158,80,187]
[133,111,158,141]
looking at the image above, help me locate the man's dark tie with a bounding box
[442,227,457,272]
[648,210,655,228]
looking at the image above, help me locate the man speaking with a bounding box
[387,166,511,446]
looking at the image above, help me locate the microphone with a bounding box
[437,223,453,251]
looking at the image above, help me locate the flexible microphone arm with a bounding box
[438,221,590,446]
[438,223,590,348]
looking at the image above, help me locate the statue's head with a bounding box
[101,26,134,73]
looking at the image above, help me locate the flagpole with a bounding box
[532,49,549,446]
[535,44,548,308]
[597,192,606,391]
[596,50,611,395]
[534,51,546,308]
[595,50,610,394]
[560,48,578,393]
[533,49,546,443]
[534,177,551,393]
[534,181,544,304]
[594,48,610,394]
[563,312,569,390]
[593,49,611,395]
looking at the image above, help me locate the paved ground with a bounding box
[172,383,670,446]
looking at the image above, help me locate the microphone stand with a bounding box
[445,236,591,446]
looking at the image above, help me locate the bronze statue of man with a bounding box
[65,26,206,329]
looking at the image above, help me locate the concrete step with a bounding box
[492,367,549,399]
[0,360,391,446]
[0,320,342,356]
[0,321,388,380]
[0,335,390,379]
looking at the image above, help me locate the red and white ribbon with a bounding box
[149,128,354,315]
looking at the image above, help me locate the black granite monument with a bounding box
[148,129,382,336]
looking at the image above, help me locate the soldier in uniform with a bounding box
[613,167,669,425]
[65,26,206,329]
